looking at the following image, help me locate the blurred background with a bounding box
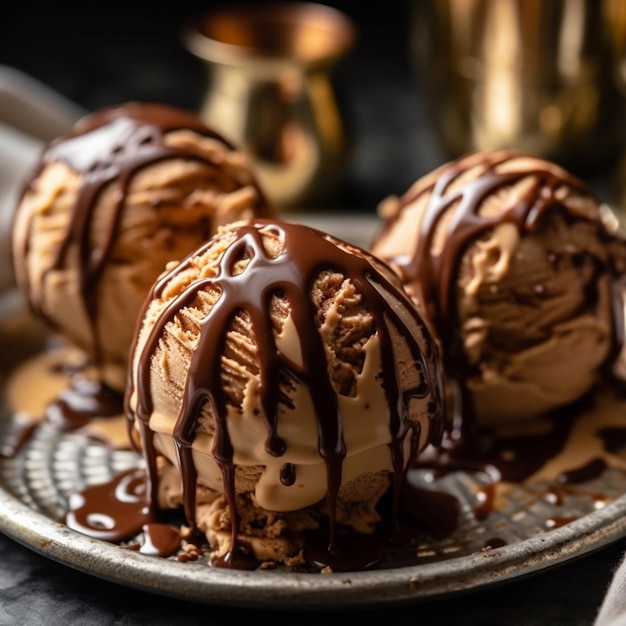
[0,0,445,213]
[1,0,626,214]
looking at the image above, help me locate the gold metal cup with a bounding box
[184,2,356,210]
[601,0,626,214]
[410,0,625,174]
[604,0,626,95]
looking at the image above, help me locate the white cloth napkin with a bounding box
[0,65,83,292]
[0,120,43,291]
[595,551,626,625]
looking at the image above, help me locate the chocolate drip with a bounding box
[303,524,388,572]
[18,103,271,378]
[384,150,625,446]
[129,219,443,568]
[280,463,296,486]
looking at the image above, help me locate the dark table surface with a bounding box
[1,2,625,624]
[0,535,624,626]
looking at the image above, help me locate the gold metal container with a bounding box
[184,2,356,210]
[602,0,626,214]
[411,0,625,175]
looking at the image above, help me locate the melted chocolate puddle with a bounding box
[65,468,151,543]
[136,523,183,558]
[45,375,123,432]
[65,470,185,558]
[0,422,38,460]
[1,362,124,461]
[0,360,124,459]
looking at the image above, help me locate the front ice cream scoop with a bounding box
[371,149,626,430]
[11,102,274,393]
[126,218,444,566]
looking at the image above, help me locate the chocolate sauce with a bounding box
[482,538,507,550]
[303,524,388,572]
[400,481,461,539]
[211,544,261,571]
[557,457,608,484]
[138,523,182,558]
[377,150,626,448]
[45,375,123,431]
[1,358,125,460]
[414,402,586,520]
[545,516,577,530]
[545,483,611,509]
[473,484,497,522]
[280,463,296,486]
[0,421,38,460]
[469,412,575,484]
[596,426,626,455]
[65,468,151,543]
[64,469,186,558]
[16,102,272,379]
[128,219,444,569]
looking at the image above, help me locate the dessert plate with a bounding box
[1,215,626,609]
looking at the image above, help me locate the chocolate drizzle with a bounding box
[379,150,626,447]
[127,219,443,567]
[15,102,272,379]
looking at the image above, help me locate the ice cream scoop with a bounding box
[11,102,274,394]
[370,149,626,441]
[125,218,444,570]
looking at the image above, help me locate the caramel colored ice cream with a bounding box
[11,102,274,393]
[371,150,626,434]
[126,218,444,569]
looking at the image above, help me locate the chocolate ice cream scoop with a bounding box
[371,149,626,440]
[126,218,444,570]
[11,102,274,395]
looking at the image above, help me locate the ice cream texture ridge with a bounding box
[6,128,626,574]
